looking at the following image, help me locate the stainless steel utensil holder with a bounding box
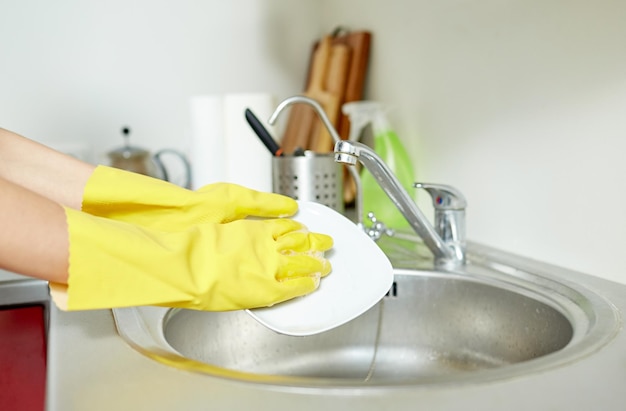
[272,151,344,213]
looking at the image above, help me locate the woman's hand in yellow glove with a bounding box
[51,208,333,311]
[81,165,298,230]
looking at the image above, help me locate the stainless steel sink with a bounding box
[164,271,571,378]
[113,242,619,388]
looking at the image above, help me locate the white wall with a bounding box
[0,0,322,160]
[321,0,626,284]
[2,0,625,284]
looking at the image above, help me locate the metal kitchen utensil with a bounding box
[272,151,344,213]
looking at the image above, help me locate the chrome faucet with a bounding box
[269,95,467,268]
[334,141,465,268]
[268,95,364,228]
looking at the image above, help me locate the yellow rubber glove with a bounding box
[81,165,297,230]
[50,208,333,311]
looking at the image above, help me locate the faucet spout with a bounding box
[334,140,462,268]
[269,96,341,145]
[269,95,364,228]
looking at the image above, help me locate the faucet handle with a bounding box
[413,183,467,210]
[414,183,466,264]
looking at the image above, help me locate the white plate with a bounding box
[246,201,393,336]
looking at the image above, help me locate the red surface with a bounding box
[0,305,47,411]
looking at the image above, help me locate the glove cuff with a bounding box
[62,207,197,310]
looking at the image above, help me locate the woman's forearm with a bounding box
[0,128,95,209]
[0,176,69,283]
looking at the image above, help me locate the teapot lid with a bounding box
[108,126,150,159]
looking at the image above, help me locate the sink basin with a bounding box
[113,243,619,388]
[164,271,571,378]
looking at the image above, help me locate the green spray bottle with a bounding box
[342,101,415,229]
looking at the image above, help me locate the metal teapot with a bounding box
[107,126,191,188]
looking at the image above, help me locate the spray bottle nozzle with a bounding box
[342,101,389,143]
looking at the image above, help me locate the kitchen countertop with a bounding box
[37,247,626,411]
[0,269,29,282]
